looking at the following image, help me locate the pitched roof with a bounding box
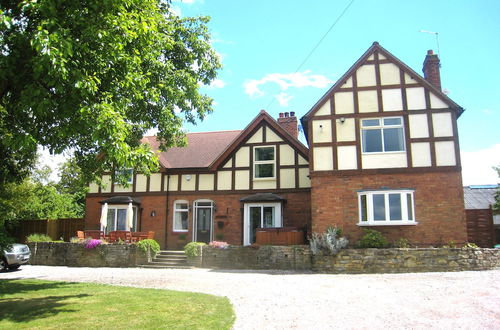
[300,42,465,142]
[463,185,499,209]
[142,130,241,169]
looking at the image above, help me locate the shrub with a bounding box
[310,227,349,256]
[184,242,206,257]
[462,242,479,249]
[393,238,411,248]
[442,240,457,248]
[209,241,229,249]
[26,233,53,243]
[136,239,160,255]
[356,229,388,248]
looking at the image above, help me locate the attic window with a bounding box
[254,146,275,179]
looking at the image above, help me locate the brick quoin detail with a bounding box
[310,171,467,246]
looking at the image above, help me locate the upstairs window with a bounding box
[358,190,416,225]
[361,117,405,153]
[114,169,133,185]
[254,146,275,179]
[173,201,189,232]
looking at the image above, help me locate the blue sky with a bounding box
[42,0,500,185]
[173,0,500,185]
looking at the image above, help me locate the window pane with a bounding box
[107,209,115,232]
[373,194,386,221]
[360,195,367,222]
[383,127,404,151]
[362,119,380,127]
[116,209,127,230]
[255,147,274,161]
[255,163,274,178]
[174,210,188,230]
[407,193,414,220]
[263,207,275,227]
[176,203,188,210]
[197,202,212,207]
[389,194,402,220]
[383,118,401,126]
[362,129,383,152]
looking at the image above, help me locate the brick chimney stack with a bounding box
[423,49,442,91]
[277,111,298,138]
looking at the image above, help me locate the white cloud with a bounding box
[207,79,226,89]
[243,70,333,99]
[275,92,293,107]
[461,144,500,185]
[481,109,493,115]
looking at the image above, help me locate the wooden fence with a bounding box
[7,218,84,243]
[466,207,496,248]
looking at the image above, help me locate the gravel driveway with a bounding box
[2,266,499,329]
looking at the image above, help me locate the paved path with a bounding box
[2,266,500,329]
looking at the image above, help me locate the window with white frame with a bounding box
[173,200,189,232]
[104,205,137,234]
[361,117,405,153]
[114,169,133,184]
[358,190,416,225]
[254,146,275,179]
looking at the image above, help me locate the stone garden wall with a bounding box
[194,246,500,273]
[28,242,150,267]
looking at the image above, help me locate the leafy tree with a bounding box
[494,166,500,214]
[0,0,221,187]
[56,156,88,211]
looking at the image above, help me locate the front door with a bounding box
[194,201,213,243]
[244,203,282,245]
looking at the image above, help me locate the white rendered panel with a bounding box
[406,87,426,110]
[298,155,308,165]
[149,173,162,191]
[88,182,99,193]
[313,147,334,171]
[217,171,231,190]
[279,144,295,166]
[135,174,147,192]
[235,170,250,190]
[356,64,377,87]
[298,168,311,188]
[430,93,448,109]
[223,159,232,168]
[279,168,295,189]
[435,141,456,166]
[379,63,400,85]
[378,54,386,60]
[334,92,354,114]
[432,112,454,137]
[181,174,196,191]
[114,184,132,193]
[382,89,403,111]
[312,120,332,143]
[253,179,276,190]
[362,153,407,169]
[343,77,353,88]
[198,174,215,191]
[168,175,178,191]
[266,127,283,142]
[101,175,112,193]
[411,143,431,167]
[336,118,356,142]
[404,73,416,84]
[235,146,250,167]
[337,146,358,170]
[358,90,378,113]
[409,114,429,138]
[247,127,263,143]
[316,100,331,116]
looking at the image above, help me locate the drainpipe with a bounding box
[165,174,170,249]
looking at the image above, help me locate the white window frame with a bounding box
[102,204,138,233]
[114,169,133,185]
[361,117,405,154]
[243,203,282,245]
[357,190,417,226]
[253,145,276,179]
[173,200,189,232]
[192,199,214,242]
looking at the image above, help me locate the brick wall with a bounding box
[310,171,467,246]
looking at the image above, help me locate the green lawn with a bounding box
[0,279,235,329]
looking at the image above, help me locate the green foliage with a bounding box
[136,239,160,255]
[178,234,187,241]
[356,229,389,248]
[0,0,221,186]
[494,166,500,214]
[56,156,89,212]
[26,233,53,243]
[462,242,479,249]
[393,238,411,248]
[184,242,206,257]
[310,227,349,256]
[442,240,457,249]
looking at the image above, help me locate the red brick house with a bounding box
[85,42,468,248]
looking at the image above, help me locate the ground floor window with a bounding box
[358,190,416,225]
[103,205,137,233]
[243,203,282,245]
[173,200,189,232]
